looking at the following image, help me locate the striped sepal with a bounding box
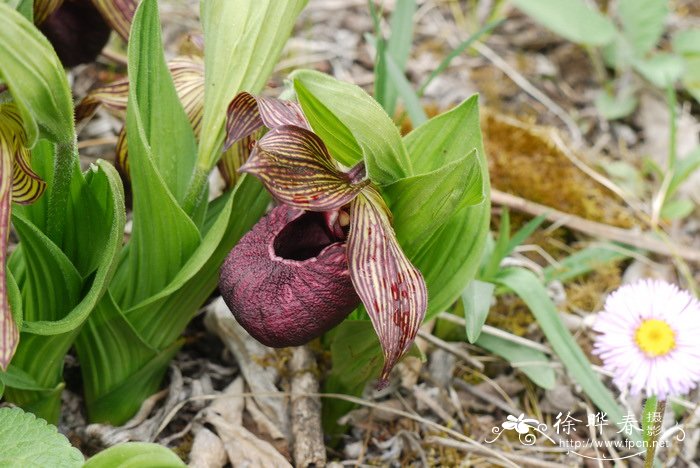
[241,125,366,211]
[347,187,428,386]
[115,126,128,177]
[223,92,310,151]
[12,147,46,204]
[218,132,257,188]
[0,103,46,205]
[170,56,205,137]
[89,0,137,41]
[75,77,129,129]
[33,0,64,25]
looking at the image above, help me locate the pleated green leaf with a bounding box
[292,70,412,184]
[401,96,490,320]
[111,0,201,308]
[0,3,74,146]
[383,148,483,254]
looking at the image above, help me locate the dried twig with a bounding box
[417,329,485,371]
[290,347,326,468]
[491,189,700,263]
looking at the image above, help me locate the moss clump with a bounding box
[483,111,636,228]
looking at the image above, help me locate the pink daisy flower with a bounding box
[593,279,700,399]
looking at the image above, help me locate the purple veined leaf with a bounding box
[347,186,428,386]
[219,204,360,347]
[89,0,138,42]
[240,125,368,211]
[223,91,310,151]
[33,0,64,25]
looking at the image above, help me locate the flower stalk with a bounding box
[644,398,665,468]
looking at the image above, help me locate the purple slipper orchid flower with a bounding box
[219,92,428,385]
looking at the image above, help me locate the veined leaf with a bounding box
[494,267,640,441]
[672,29,700,56]
[0,3,74,146]
[511,0,616,47]
[113,0,201,308]
[463,279,494,343]
[197,0,307,171]
[383,149,482,253]
[124,0,197,203]
[402,96,490,320]
[292,69,412,184]
[0,407,83,468]
[75,293,179,424]
[124,175,269,349]
[84,442,185,468]
[618,0,667,56]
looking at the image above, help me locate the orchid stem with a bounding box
[47,139,78,243]
[643,399,666,468]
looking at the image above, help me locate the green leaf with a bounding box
[121,0,197,203]
[672,29,700,56]
[115,0,202,308]
[660,198,694,220]
[84,442,185,468]
[403,96,490,320]
[618,0,668,56]
[595,88,638,120]
[383,49,428,126]
[382,0,416,116]
[292,69,412,184]
[76,293,180,424]
[197,0,307,171]
[383,149,483,254]
[511,0,616,46]
[418,19,503,95]
[0,407,83,467]
[494,267,640,441]
[463,280,494,343]
[633,53,685,88]
[681,55,700,104]
[0,4,74,146]
[668,147,700,197]
[543,243,631,283]
[475,332,555,389]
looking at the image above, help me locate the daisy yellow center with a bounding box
[634,319,676,357]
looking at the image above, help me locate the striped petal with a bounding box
[217,132,257,188]
[170,56,205,137]
[74,77,129,130]
[347,187,428,386]
[33,0,64,25]
[12,147,46,204]
[240,125,367,211]
[89,0,137,42]
[223,91,310,151]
